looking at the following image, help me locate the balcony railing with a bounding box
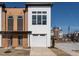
[0,31,32,34]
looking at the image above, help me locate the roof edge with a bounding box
[25,2,52,6]
[0,2,5,7]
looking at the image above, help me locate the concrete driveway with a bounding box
[30,47,56,56]
[55,42,79,56]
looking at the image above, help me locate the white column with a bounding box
[0,7,2,47]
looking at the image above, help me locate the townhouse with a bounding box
[0,2,52,48]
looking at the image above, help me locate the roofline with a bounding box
[25,2,52,7]
[4,7,25,8]
[0,2,5,7]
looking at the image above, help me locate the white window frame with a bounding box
[32,11,47,25]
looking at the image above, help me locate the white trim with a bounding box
[0,7,2,47]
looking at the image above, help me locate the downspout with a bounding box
[23,10,25,31]
[5,11,7,32]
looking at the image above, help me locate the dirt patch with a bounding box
[50,47,71,56]
[4,50,11,53]
[72,50,79,53]
[0,49,30,56]
[55,39,72,43]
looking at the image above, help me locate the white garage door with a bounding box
[30,34,47,47]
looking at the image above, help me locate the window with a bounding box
[42,11,47,14]
[18,16,23,18]
[32,11,47,25]
[32,11,36,14]
[42,15,47,25]
[37,15,41,25]
[17,16,23,31]
[32,15,36,25]
[18,33,23,47]
[8,16,13,18]
[8,16,13,31]
[37,11,41,14]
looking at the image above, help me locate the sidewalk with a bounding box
[30,47,56,56]
[55,43,79,56]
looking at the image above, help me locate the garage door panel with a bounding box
[30,34,47,47]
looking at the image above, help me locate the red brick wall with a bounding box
[2,8,28,48]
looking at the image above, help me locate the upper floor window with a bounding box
[32,11,36,14]
[37,11,41,14]
[17,16,23,31]
[42,11,47,14]
[37,15,41,25]
[8,16,13,19]
[42,15,47,25]
[18,16,23,19]
[32,15,36,25]
[8,16,13,31]
[32,11,47,25]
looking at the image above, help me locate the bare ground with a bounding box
[50,47,71,56]
[0,48,30,56]
[72,50,79,53]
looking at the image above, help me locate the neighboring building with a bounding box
[52,27,63,40]
[51,29,54,36]
[0,2,52,48]
[59,31,63,39]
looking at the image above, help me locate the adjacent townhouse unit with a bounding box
[0,2,52,48]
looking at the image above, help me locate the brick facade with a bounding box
[2,8,28,48]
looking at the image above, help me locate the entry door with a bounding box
[30,34,47,47]
[8,36,12,47]
[18,34,23,47]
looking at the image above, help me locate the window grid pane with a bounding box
[17,16,23,31]
[42,15,47,25]
[42,11,47,14]
[37,15,41,25]
[32,11,36,14]
[32,11,47,25]
[8,16,13,31]
[37,11,41,14]
[32,15,36,25]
